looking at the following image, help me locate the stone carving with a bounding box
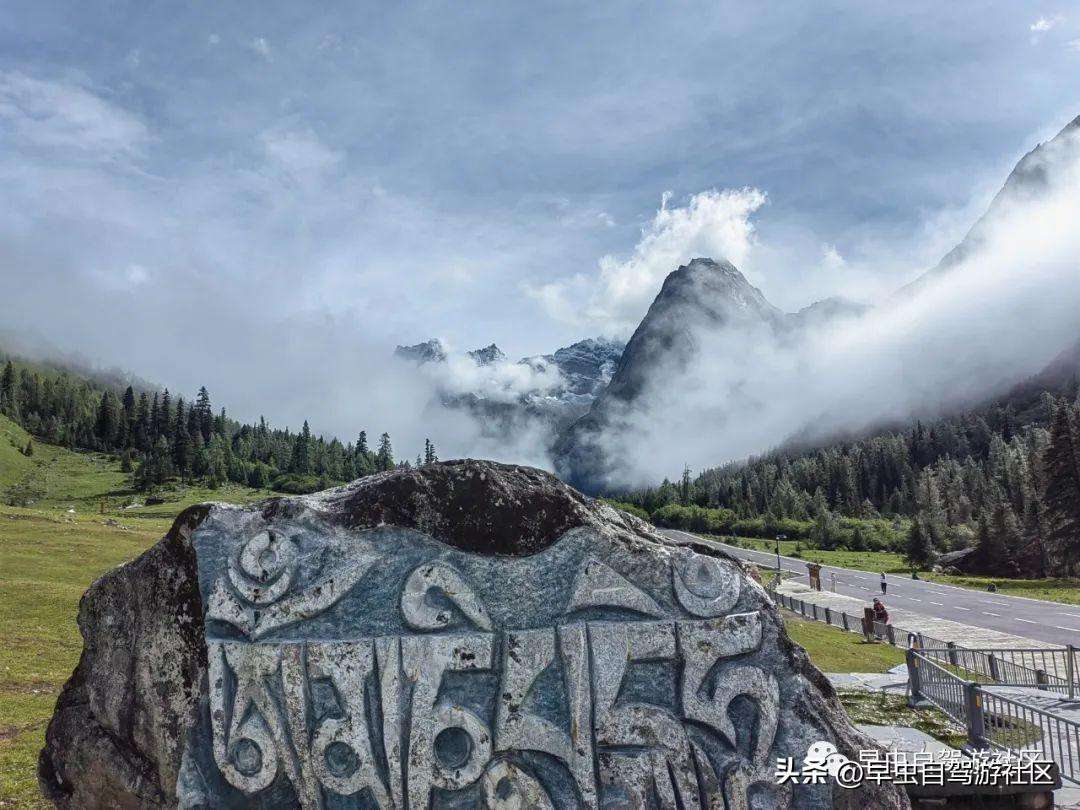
[41,460,909,810]
[565,557,664,617]
[672,548,741,617]
[401,562,494,632]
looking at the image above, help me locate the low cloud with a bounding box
[589,126,1080,487]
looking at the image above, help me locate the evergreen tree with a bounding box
[376,432,393,472]
[0,360,17,418]
[172,397,191,480]
[292,420,313,474]
[195,386,213,443]
[904,518,934,569]
[158,389,172,439]
[1042,404,1080,574]
[424,438,438,465]
[95,391,120,447]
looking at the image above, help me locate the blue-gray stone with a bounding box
[39,460,910,809]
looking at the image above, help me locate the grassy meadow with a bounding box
[0,414,266,807]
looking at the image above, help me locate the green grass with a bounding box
[781,615,971,749]
[783,614,907,673]
[837,691,969,749]
[0,418,269,807]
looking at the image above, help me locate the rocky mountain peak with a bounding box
[394,338,447,365]
[466,343,507,366]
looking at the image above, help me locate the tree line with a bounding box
[619,392,1080,578]
[0,357,438,494]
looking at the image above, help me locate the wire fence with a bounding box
[767,584,1080,784]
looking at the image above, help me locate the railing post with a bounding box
[907,648,922,706]
[1036,669,1049,691]
[841,612,849,631]
[1069,645,1076,701]
[988,653,1000,682]
[946,641,958,667]
[886,624,896,646]
[825,607,832,625]
[812,604,819,621]
[964,683,987,749]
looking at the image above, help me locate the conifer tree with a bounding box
[158,389,172,439]
[95,391,120,447]
[1042,404,1080,574]
[0,360,17,418]
[376,432,393,472]
[904,518,933,569]
[196,386,213,443]
[172,413,192,482]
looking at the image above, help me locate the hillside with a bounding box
[0,418,269,806]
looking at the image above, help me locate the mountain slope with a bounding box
[900,114,1080,295]
[553,258,788,491]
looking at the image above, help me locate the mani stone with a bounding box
[39,460,909,809]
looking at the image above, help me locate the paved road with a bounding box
[660,529,1080,648]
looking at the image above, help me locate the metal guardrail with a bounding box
[909,649,1080,785]
[920,645,1077,698]
[769,589,949,651]
[767,585,1080,784]
[768,588,1078,693]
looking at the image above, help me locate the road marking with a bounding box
[907,597,922,602]
[955,606,971,611]
[929,601,944,606]
[1054,626,1080,633]
[1017,618,1037,624]
[982,612,1000,617]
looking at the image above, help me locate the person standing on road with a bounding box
[880,572,887,595]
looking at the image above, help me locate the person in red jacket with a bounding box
[872,597,890,624]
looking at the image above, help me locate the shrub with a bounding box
[270,473,324,494]
[600,499,651,522]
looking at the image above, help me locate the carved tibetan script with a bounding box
[191,521,791,808]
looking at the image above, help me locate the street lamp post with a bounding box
[775,533,786,576]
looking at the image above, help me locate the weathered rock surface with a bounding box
[40,459,909,809]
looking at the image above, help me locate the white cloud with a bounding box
[126,264,149,285]
[0,72,147,158]
[250,37,272,59]
[1067,38,1080,51]
[530,188,767,336]
[208,33,221,46]
[261,127,342,178]
[821,244,846,272]
[1030,15,1063,32]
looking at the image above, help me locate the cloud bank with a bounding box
[587,126,1080,487]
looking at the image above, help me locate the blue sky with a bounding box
[1,1,1078,433]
